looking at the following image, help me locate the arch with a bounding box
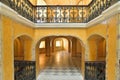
[34,34,85,48]
[14,34,33,61]
[52,37,69,52]
[87,34,106,61]
[14,34,33,41]
[87,34,106,41]
[34,35,86,77]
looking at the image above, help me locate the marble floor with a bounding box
[37,51,83,80]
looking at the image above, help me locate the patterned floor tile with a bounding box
[37,51,83,80]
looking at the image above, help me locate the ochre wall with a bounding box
[107,15,117,80]
[86,15,118,80]
[34,28,87,43]
[1,15,34,80]
[0,13,118,80]
[97,39,106,61]
[88,40,97,61]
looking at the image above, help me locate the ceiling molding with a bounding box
[35,23,87,28]
[0,1,120,28]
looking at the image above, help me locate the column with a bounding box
[72,38,77,57]
[68,39,71,53]
[117,13,120,80]
[45,38,50,56]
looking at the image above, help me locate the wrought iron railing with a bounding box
[85,61,106,80]
[35,5,87,23]
[0,0,119,23]
[14,60,36,80]
[0,0,34,21]
[86,0,118,22]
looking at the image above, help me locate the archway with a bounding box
[52,37,69,53]
[85,34,106,80]
[35,35,85,79]
[14,35,35,80]
[87,34,106,61]
[14,35,33,60]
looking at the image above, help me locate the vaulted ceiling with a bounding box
[29,0,92,5]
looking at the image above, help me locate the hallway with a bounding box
[37,51,83,80]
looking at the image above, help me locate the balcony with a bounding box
[85,61,106,80]
[0,0,119,23]
[14,60,36,80]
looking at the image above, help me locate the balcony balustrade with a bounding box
[85,61,106,80]
[14,60,36,80]
[0,0,119,23]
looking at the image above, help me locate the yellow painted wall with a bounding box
[97,39,106,61]
[87,15,118,80]
[34,28,87,43]
[88,40,97,61]
[107,15,117,80]
[1,15,34,80]
[14,38,24,60]
[0,12,118,80]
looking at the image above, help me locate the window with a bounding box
[56,40,61,47]
[39,41,45,48]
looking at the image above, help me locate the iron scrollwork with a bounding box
[85,61,106,80]
[14,60,36,80]
[0,0,119,23]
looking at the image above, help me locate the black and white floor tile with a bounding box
[37,51,83,80]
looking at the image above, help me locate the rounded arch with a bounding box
[87,34,106,41]
[34,35,86,76]
[52,36,70,52]
[87,34,106,61]
[14,34,33,61]
[34,34,85,48]
[14,34,33,41]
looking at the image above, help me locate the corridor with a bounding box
[37,51,83,80]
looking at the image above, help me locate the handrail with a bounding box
[0,0,119,23]
[14,60,36,80]
[85,61,106,80]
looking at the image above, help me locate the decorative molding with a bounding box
[35,23,87,28]
[0,1,120,28]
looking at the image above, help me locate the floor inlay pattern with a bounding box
[37,51,83,80]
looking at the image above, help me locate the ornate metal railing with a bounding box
[86,0,118,22]
[14,60,36,80]
[0,0,34,21]
[35,5,87,23]
[85,61,106,80]
[0,0,119,23]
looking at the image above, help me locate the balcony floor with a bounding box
[37,51,83,80]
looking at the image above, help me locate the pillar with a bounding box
[72,38,77,57]
[68,39,71,53]
[117,13,120,80]
[45,38,50,56]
